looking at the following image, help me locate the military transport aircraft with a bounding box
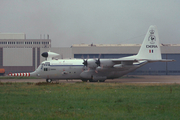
[9,25,174,82]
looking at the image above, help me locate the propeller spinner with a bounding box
[95,54,101,67]
[82,55,89,67]
[95,58,100,67]
[83,59,88,67]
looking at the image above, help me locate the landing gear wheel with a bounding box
[46,79,52,83]
[99,80,105,82]
[82,79,88,82]
[89,80,98,82]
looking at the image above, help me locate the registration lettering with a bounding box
[146,45,158,48]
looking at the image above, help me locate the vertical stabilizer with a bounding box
[136,25,162,60]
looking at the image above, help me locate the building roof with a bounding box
[72,43,180,47]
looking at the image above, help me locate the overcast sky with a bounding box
[0,0,180,47]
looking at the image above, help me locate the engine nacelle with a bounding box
[113,64,123,68]
[87,59,97,68]
[87,59,114,68]
[96,66,103,71]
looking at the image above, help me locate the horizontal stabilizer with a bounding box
[112,58,175,64]
[113,25,175,64]
[147,59,175,62]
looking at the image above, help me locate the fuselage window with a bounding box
[44,68,48,71]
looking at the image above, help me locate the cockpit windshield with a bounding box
[36,62,50,71]
[45,62,50,66]
[41,63,45,69]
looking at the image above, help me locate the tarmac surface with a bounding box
[0,75,180,84]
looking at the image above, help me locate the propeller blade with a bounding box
[95,54,101,67]
[101,64,103,68]
[98,54,101,59]
[87,55,89,60]
[82,55,89,67]
[81,55,84,59]
[82,59,88,67]
[95,58,100,67]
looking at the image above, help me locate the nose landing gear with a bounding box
[46,79,52,83]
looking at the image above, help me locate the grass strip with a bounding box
[0,82,180,120]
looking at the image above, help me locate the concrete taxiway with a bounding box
[0,75,180,84]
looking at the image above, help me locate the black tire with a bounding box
[89,80,98,82]
[99,80,105,82]
[46,79,52,83]
[82,79,88,82]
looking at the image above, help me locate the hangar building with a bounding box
[0,33,179,75]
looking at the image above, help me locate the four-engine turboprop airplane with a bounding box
[9,25,174,82]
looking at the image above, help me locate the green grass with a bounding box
[0,82,180,120]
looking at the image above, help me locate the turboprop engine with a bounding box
[82,59,97,68]
[86,59,98,68]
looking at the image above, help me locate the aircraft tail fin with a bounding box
[136,25,162,60]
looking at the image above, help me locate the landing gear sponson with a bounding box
[82,79,105,82]
[45,79,105,83]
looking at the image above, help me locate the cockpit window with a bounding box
[45,62,50,66]
[41,63,45,69]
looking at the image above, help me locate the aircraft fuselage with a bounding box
[33,59,143,81]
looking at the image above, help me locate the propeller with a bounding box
[83,59,88,67]
[95,54,101,67]
[82,55,89,71]
[95,54,104,73]
[95,58,100,67]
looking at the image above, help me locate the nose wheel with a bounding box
[46,79,52,83]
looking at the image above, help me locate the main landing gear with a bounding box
[89,80,105,82]
[81,79,88,82]
[81,79,105,82]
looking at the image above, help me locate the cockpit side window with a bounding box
[41,63,45,69]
